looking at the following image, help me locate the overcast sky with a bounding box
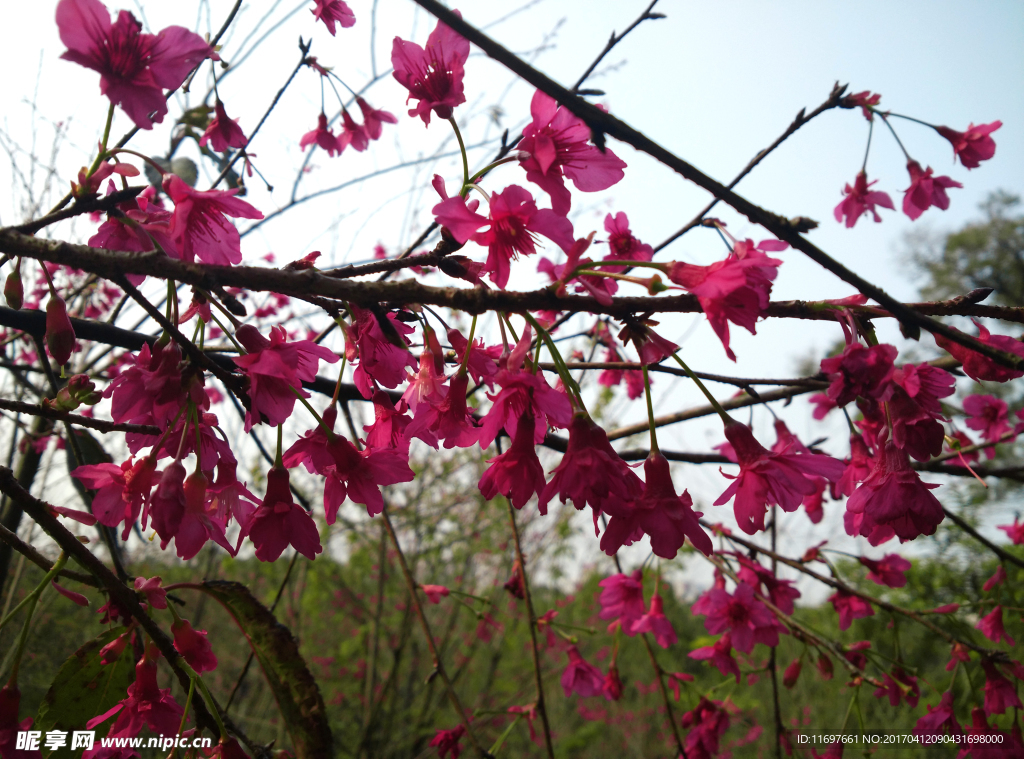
[1,1,1021,586]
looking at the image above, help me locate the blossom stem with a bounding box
[84,103,116,181]
[5,552,67,685]
[448,117,471,192]
[861,118,874,173]
[466,155,519,185]
[669,353,733,424]
[208,312,246,355]
[331,356,347,404]
[504,498,556,759]
[458,314,478,376]
[642,366,659,454]
[487,715,522,757]
[576,259,664,271]
[878,114,912,162]
[171,674,197,757]
[884,111,940,130]
[108,148,177,178]
[275,424,284,468]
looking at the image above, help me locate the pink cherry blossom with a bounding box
[913,691,961,740]
[874,667,920,708]
[596,571,646,634]
[834,171,895,227]
[45,295,76,366]
[199,100,247,153]
[819,342,897,407]
[561,646,604,698]
[518,90,627,215]
[346,304,418,398]
[421,584,450,604]
[234,324,338,431]
[964,394,1013,455]
[478,413,546,509]
[681,697,730,759]
[975,606,1014,646]
[171,618,218,673]
[998,518,1024,545]
[300,113,343,156]
[134,576,168,609]
[630,594,677,648]
[56,0,216,128]
[689,633,741,683]
[338,109,368,152]
[163,174,263,266]
[433,184,574,288]
[934,320,1024,383]
[245,466,323,562]
[844,90,881,120]
[828,590,874,630]
[603,212,653,271]
[311,0,355,35]
[601,453,712,559]
[714,421,845,535]
[858,553,911,588]
[602,665,624,701]
[407,373,480,449]
[539,413,642,519]
[935,121,1002,169]
[667,239,785,361]
[902,160,962,220]
[356,97,397,140]
[428,725,465,759]
[391,11,469,124]
[691,582,779,653]
[736,556,801,614]
[958,707,1023,759]
[447,327,500,387]
[837,433,874,497]
[87,644,183,741]
[478,368,572,449]
[982,662,1022,716]
[844,441,943,545]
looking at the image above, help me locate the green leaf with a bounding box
[196,580,333,759]
[35,627,134,758]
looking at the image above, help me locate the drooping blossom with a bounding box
[86,644,184,742]
[199,100,248,153]
[172,618,218,673]
[311,0,355,35]
[691,582,780,653]
[902,160,962,220]
[407,373,480,449]
[134,576,168,610]
[391,12,470,124]
[964,394,1013,456]
[844,441,943,545]
[630,593,677,648]
[603,212,653,271]
[338,109,368,152]
[283,407,414,519]
[300,113,342,156]
[597,571,646,634]
[363,391,413,450]
[888,362,956,461]
[447,327,501,387]
[597,345,645,399]
[783,658,802,688]
[147,460,187,547]
[837,433,874,497]
[681,697,730,759]
[601,453,712,559]
[478,412,546,509]
[736,556,801,614]
[859,553,911,587]
[163,174,263,266]
[561,646,605,698]
[819,342,897,407]
[518,90,627,215]
[934,320,1024,383]
[958,708,1023,759]
[947,642,971,672]
[433,184,574,288]
[421,584,450,604]
[935,121,1002,169]
[234,324,339,431]
[714,421,845,535]
[827,590,875,630]
[538,233,618,305]
[539,413,642,520]
[998,518,1024,545]
[503,562,524,599]
[428,725,466,759]
[346,304,418,397]
[244,466,323,562]
[688,633,741,683]
[834,171,895,227]
[56,0,216,129]
[356,97,397,140]
[913,691,961,740]
[478,368,572,449]
[975,606,1014,646]
[982,661,1023,715]
[602,665,624,701]
[45,294,76,366]
[666,239,786,361]
[873,667,920,708]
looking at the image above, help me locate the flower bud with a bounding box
[4,270,23,310]
[45,295,76,366]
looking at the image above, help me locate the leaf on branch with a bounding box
[35,627,135,757]
[194,580,333,759]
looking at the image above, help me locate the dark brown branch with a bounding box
[0,399,160,436]
[540,361,830,388]
[405,0,1024,372]
[570,1,664,91]
[0,522,99,587]
[940,507,1024,571]
[13,187,145,236]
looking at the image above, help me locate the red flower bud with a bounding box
[4,270,23,310]
[783,657,802,688]
[45,295,76,366]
